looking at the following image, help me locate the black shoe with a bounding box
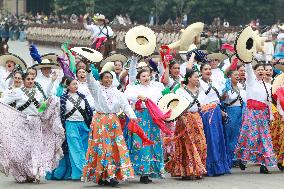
[98,179,110,186]
[239,160,246,170]
[140,176,152,184]
[277,162,284,171]
[110,178,119,187]
[260,165,271,174]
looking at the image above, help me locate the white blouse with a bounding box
[124,81,164,108]
[0,69,12,93]
[211,68,226,86]
[0,87,45,115]
[175,87,208,112]
[87,74,137,119]
[199,78,223,104]
[223,86,246,107]
[78,81,95,110]
[65,92,85,121]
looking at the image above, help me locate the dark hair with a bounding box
[76,68,86,77]
[200,63,211,72]
[65,76,76,86]
[264,63,272,69]
[61,75,69,84]
[169,60,179,69]
[237,64,245,70]
[99,71,113,80]
[27,67,37,77]
[183,69,197,85]
[253,63,264,70]
[13,71,23,78]
[136,68,149,80]
[114,60,123,66]
[22,72,32,81]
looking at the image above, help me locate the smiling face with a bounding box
[170,63,180,78]
[101,72,113,87]
[230,70,239,85]
[139,71,150,86]
[13,72,22,88]
[76,69,86,82]
[201,64,212,80]
[23,74,35,88]
[254,65,265,80]
[188,72,200,87]
[6,60,15,72]
[209,59,220,69]
[67,79,78,93]
[265,65,273,79]
[41,67,52,77]
[238,66,246,81]
[114,61,123,74]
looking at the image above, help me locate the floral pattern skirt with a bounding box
[165,112,207,177]
[270,105,284,165]
[82,113,134,183]
[162,121,176,161]
[126,109,165,178]
[235,106,277,167]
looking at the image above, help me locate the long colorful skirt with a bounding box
[200,105,231,176]
[82,113,134,183]
[165,112,207,177]
[126,109,165,178]
[235,106,277,166]
[224,106,243,167]
[270,105,284,165]
[162,121,176,161]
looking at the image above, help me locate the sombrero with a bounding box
[158,93,190,122]
[179,44,198,54]
[179,22,204,51]
[274,59,284,72]
[101,53,128,67]
[0,53,27,70]
[272,73,284,94]
[234,26,257,63]
[278,24,284,31]
[41,53,58,64]
[125,25,156,56]
[31,59,60,70]
[70,47,103,63]
[207,53,228,62]
[137,62,149,69]
[101,62,114,73]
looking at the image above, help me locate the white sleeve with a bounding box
[0,88,22,104]
[128,58,137,84]
[46,80,56,97]
[180,62,187,77]
[83,23,93,30]
[108,26,114,37]
[158,62,164,79]
[245,63,256,87]
[87,73,100,99]
[119,92,137,119]
[124,85,138,103]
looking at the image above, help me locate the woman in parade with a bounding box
[124,69,166,184]
[82,70,136,187]
[199,63,231,176]
[0,72,64,183]
[235,63,277,173]
[222,70,246,167]
[166,69,207,180]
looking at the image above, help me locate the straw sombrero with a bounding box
[101,62,114,73]
[278,24,284,31]
[272,73,284,94]
[274,59,284,72]
[70,47,103,63]
[158,93,190,122]
[0,53,27,70]
[234,26,257,64]
[31,59,61,70]
[101,53,128,67]
[179,22,204,51]
[41,53,58,64]
[125,25,156,56]
[207,53,228,62]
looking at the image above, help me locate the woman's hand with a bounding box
[137,95,147,101]
[51,71,58,81]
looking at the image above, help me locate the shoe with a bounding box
[277,162,284,171]
[110,178,119,187]
[239,160,246,170]
[260,165,271,174]
[140,176,152,184]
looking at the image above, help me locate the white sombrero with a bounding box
[136,61,149,69]
[70,47,103,63]
[158,93,190,122]
[278,24,284,31]
[0,53,27,70]
[207,53,228,62]
[234,26,257,64]
[125,25,156,56]
[101,53,128,67]
[41,53,58,64]
[179,22,204,51]
[101,62,114,73]
[272,73,284,94]
[31,59,61,70]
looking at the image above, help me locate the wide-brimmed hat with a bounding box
[0,53,27,70]
[234,26,257,63]
[125,25,156,56]
[101,53,128,67]
[207,52,228,62]
[136,62,149,69]
[179,22,204,51]
[31,59,60,70]
[41,53,58,64]
[274,59,284,72]
[101,62,114,73]
[70,47,103,63]
[272,73,284,94]
[179,44,198,54]
[158,93,190,122]
[278,24,284,31]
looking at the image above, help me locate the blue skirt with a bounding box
[126,109,165,178]
[224,106,243,167]
[201,105,231,176]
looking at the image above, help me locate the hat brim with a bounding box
[41,53,58,64]
[179,22,204,51]
[101,53,128,67]
[158,93,190,122]
[272,73,284,94]
[31,63,60,70]
[70,47,103,63]
[0,53,27,70]
[101,62,114,73]
[234,26,257,64]
[207,53,228,62]
[125,25,156,57]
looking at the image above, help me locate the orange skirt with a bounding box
[165,112,207,177]
[82,113,134,183]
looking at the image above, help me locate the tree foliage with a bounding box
[52,0,284,25]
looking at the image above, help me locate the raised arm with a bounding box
[87,73,100,99]
[128,56,138,84]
